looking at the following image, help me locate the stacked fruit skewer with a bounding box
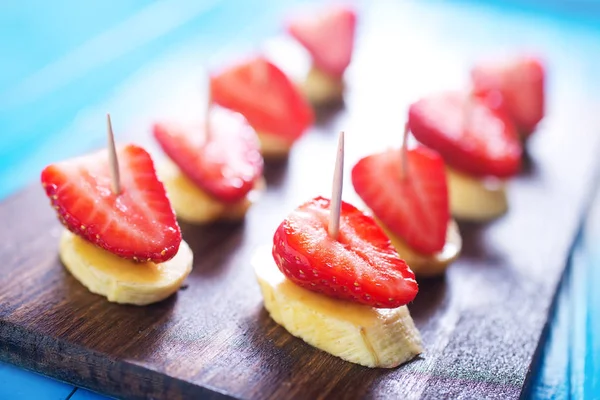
[39,4,545,369]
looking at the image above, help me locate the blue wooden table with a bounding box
[1,0,599,398]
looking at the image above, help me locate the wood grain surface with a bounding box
[2,3,600,399]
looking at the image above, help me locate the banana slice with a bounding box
[446,167,508,221]
[301,66,345,106]
[377,219,461,278]
[257,132,294,160]
[157,160,264,224]
[59,230,192,305]
[253,247,423,368]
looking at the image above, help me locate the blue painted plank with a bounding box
[570,236,587,400]
[529,172,600,400]
[0,1,154,94]
[0,361,74,400]
[460,0,600,30]
[528,263,571,398]
[583,189,600,398]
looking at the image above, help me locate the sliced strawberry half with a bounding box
[471,55,545,136]
[352,146,449,255]
[287,5,357,78]
[408,91,522,178]
[210,56,314,143]
[273,196,418,308]
[154,108,263,203]
[41,145,181,262]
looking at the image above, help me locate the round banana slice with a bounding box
[157,161,264,224]
[252,246,423,368]
[446,167,508,221]
[378,219,461,278]
[59,230,193,306]
[301,66,345,106]
[257,132,293,160]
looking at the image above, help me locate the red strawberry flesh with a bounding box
[471,55,545,136]
[409,91,522,178]
[287,5,357,78]
[41,145,181,262]
[154,108,263,203]
[210,56,314,143]
[352,146,449,255]
[273,196,418,308]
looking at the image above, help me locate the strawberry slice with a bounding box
[273,196,418,308]
[41,145,181,262]
[210,56,314,143]
[408,91,522,178]
[153,108,263,203]
[352,146,449,255]
[287,5,357,78]
[471,55,545,136]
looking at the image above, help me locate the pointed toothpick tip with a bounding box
[106,113,121,195]
[463,88,474,133]
[205,77,212,141]
[328,131,345,240]
[401,122,409,179]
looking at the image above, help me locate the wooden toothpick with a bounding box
[328,131,345,240]
[463,89,473,134]
[401,122,409,179]
[205,79,212,141]
[106,113,121,195]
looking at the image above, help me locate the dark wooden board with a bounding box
[2,3,600,399]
